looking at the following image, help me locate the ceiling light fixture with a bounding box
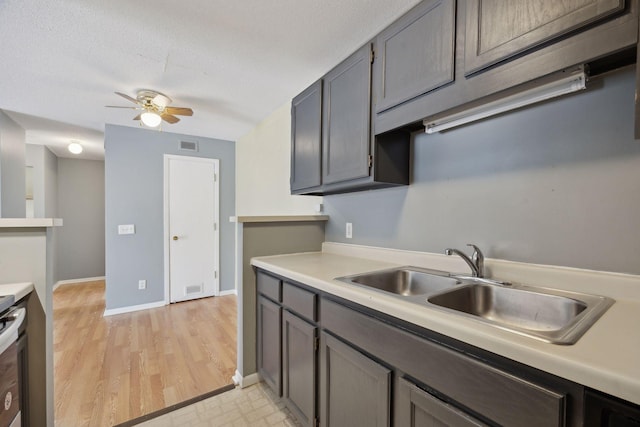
[68,142,83,154]
[423,67,587,134]
[141,111,162,128]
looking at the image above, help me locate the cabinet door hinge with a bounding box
[370,48,375,64]
[214,222,217,231]
[314,336,319,351]
[314,417,320,427]
[368,154,373,169]
[214,270,218,279]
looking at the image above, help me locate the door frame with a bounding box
[163,154,220,304]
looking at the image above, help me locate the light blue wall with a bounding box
[57,158,105,281]
[0,110,26,218]
[324,66,640,275]
[104,125,235,310]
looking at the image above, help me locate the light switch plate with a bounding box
[138,280,146,290]
[118,224,135,235]
[346,222,353,239]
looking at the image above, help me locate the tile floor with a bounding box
[135,382,302,427]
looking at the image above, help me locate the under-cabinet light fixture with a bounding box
[423,68,587,134]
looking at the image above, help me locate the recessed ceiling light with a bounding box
[68,142,83,154]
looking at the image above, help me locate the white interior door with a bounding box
[165,155,219,303]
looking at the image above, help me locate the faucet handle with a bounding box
[466,244,482,257]
[466,244,484,277]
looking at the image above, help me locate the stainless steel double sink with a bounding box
[336,266,613,345]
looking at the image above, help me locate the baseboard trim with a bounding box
[103,301,166,317]
[232,370,259,388]
[219,289,237,296]
[53,276,106,291]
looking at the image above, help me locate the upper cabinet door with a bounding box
[375,0,456,113]
[291,80,322,193]
[464,0,626,76]
[322,44,372,185]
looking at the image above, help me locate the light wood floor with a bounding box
[53,280,237,427]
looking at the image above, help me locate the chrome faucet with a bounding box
[445,244,484,278]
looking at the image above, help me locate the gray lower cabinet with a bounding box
[256,271,319,424]
[396,378,487,427]
[282,310,317,427]
[320,297,571,427]
[319,332,391,427]
[257,295,282,396]
[257,269,640,426]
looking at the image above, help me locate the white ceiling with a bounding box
[0,0,422,160]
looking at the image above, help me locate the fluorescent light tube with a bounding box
[424,69,587,134]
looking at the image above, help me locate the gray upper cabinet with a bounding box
[464,0,626,76]
[322,44,372,185]
[374,0,456,113]
[290,42,410,195]
[374,0,637,135]
[291,80,322,193]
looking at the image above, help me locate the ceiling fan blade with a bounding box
[115,92,139,104]
[161,113,180,124]
[105,105,140,109]
[164,107,193,116]
[133,114,142,121]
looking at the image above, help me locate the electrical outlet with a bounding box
[138,280,146,290]
[346,222,353,239]
[118,224,135,235]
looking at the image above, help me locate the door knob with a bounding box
[172,236,179,241]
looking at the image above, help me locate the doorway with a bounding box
[163,155,220,303]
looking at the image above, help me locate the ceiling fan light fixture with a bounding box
[152,93,171,108]
[68,142,83,154]
[141,111,162,127]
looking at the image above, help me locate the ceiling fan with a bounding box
[106,90,193,128]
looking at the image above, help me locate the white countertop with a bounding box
[251,244,640,406]
[0,282,34,301]
[0,218,63,228]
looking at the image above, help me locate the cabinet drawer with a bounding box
[321,298,566,427]
[283,282,316,321]
[257,271,281,302]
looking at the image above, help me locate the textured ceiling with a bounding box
[0,0,422,159]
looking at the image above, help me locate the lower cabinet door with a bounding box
[319,332,391,427]
[396,378,488,427]
[257,295,282,395]
[282,311,317,427]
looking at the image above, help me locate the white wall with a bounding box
[0,110,26,217]
[236,102,321,215]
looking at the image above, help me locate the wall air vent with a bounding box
[180,140,199,152]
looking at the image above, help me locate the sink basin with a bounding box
[428,284,613,344]
[337,267,460,296]
[336,266,613,344]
